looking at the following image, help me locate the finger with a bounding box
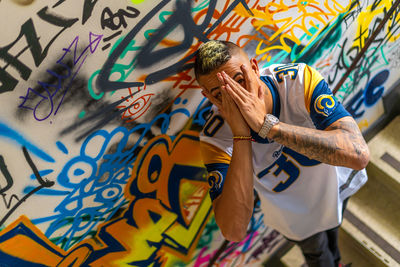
[221,85,236,108]
[220,85,229,106]
[221,71,249,99]
[224,83,246,107]
[240,64,257,94]
[217,72,225,87]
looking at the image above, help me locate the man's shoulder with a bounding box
[200,106,233,153]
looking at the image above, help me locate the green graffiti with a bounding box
[262,8,355,67]
[50,230,98,249]
[171,260,190,267]
[88,69,104,100]
[192,0,210,12]
[197,216,219,248]
[78,110,86,119]
[144,29,157,40]
[158,0,210,23]
[88,37,141,100]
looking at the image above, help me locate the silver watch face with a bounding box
[267,114,279,124]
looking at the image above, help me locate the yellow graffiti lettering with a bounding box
[356,0,389,48]
[164,184,211,261]
[100,198,178,265]
[355,0,400,47]
[235,0,351,60]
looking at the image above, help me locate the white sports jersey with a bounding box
[200,63,367,240]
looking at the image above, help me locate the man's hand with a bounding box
[221,64,267,133]
[202,73,250,136]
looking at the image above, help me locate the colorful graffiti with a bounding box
[235,0,353,62]
[0,0,399,266]
[0,131,210,266]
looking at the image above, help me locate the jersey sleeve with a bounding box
[303,65,351,130]
[200,141,231,201]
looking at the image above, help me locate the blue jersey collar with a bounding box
[250,76,280,143]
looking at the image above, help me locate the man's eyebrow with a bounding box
[233,72,243,80]
[210,86,220,93]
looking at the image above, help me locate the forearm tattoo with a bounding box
[270,117,369,167]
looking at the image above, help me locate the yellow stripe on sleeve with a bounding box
[304,65,324,113]
[200,141,231,165]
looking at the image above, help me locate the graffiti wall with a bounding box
[0,0,399,266]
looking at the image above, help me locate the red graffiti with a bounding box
[117,84,154,123]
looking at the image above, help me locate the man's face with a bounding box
[197,52,259,102]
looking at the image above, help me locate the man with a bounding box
[194,40,369,267]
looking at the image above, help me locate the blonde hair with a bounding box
[194,40,240,79]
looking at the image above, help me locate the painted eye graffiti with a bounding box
[125,93,154,119]
[117,86,154,122]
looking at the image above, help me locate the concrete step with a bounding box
[367,116,400,196]
[344,177,400,265]
[340,217,399,267]
[279,216,399,267]
[338,222,383,267]
[339,115,400,266]
[280,244,304,267]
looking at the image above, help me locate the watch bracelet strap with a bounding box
[258,114,270,138]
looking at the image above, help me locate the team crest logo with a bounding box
[314,94,337,116]
[207,170,224,192]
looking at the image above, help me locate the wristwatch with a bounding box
[258,114,279,138]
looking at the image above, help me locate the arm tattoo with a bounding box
[270,117,369,168]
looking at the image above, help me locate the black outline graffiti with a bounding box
[101,6,140,30]
[0,2,102,94]
[82,0,100,25]
[0,156,13,195]
[96,0,252,92]
[0,147,54,227]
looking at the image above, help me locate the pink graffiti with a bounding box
[194,231,260,267]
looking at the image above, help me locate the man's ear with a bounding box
[250,58,260,77]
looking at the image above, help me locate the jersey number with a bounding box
[203,111,224,137]
[274,63,299,83]
[257,147,320,192]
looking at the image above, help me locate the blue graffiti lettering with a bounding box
[346,70,389,119]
